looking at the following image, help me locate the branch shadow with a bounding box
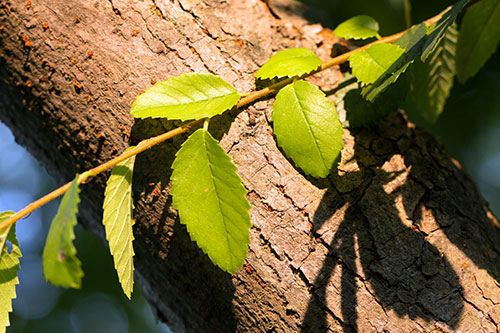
[301,116,465,331]
[129,118,238,331]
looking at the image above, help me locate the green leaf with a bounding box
[0,212,21,333]
[170,129,251,274]
[456,0,500,83]
[42,177,83,289]
[362,23,427,101]
[256,48,322,80]
[421,0,468,61]
[272,80,344,178]
[130,73,240,121]
[407,23,458,122]
[103,148,136,299]
[349,43,405,84]
[333,15,380,40]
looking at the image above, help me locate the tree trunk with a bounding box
[2,0,500,331]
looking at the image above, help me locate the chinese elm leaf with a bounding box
[42,177,83,289]
[256,48,322,80]
[0,212,21,333]
[349,43,405,84]
[272,80,343,178]
[407,23,458,122]
[456,0,500,83]
[130,73,240,121]
[362,23,427,101]
[421,0,468,61]
[170,129,251,274]
[103,148,136,299]
[333,15,380,40]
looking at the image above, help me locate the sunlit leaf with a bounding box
[333,15,380,40]
[421,0,468,61]
[256,48,322,80]
[349,43,405,84]
[0,212,21,333]
[103,148,136,299]
[362,23,427,101]
[130,73,240,121]
[272,80,343,178]
[42,177,83,289]
[170,129,251,274]
[407,23,458,122]
[456,0,500,83]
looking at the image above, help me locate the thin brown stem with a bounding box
[0,7,450,232]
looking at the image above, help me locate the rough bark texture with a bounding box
[1,0,500,332]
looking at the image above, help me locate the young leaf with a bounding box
[42,177,84,289]
[421,0,468,61]
[456,0,500,83]
[272,80,343,178]
[349,43,405,84]
[130,73,240,121]
[407,23,458,122]
[0,212,22,333]
[333,15,380,40]
[255,48,322,80]
[103,148,136,299]
[170,129,251,274]
[362,23,427,101]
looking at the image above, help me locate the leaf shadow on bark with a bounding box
[129,119,238,331]
[301,114,466,332]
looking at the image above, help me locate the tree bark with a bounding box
[1,0,500,331]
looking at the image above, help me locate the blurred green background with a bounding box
[1,0,499,332]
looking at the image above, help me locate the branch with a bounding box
[0,8,448,232]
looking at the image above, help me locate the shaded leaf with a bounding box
[407,23,458,122]
[456,0,500,83]
[362,23,427,101]
[42,177,83,288]
[170,129,251,274]
[103,148,136,299]
[333,15,380,40]
[421,0,468,61]
[349,43,405,84]
[335,74,409,128]
[272,80,343,178]
[0,212,21,333]
[256,48,322,80]
[130,73,240,121]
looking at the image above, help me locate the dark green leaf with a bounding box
[42,177,83,288]
[130,73,240,121]
[170,129,251,274]
[407,23,458,122]
[456,0,500,83]
[272,80,344,178]
[0,212,21,332]
[421,0,468,61]
[349,43,405,84]
[333,15,380,40]
[256,48,322,80]
[103,148,136,299]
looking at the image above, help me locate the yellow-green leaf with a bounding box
[0,212,21,333]
[334,15,380,40]
[42,177,83,289]
[256,48,322,80]
[272,80,344,178]
[170,129,251,274]
[103,148,136,299]
[130,73,240,121]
